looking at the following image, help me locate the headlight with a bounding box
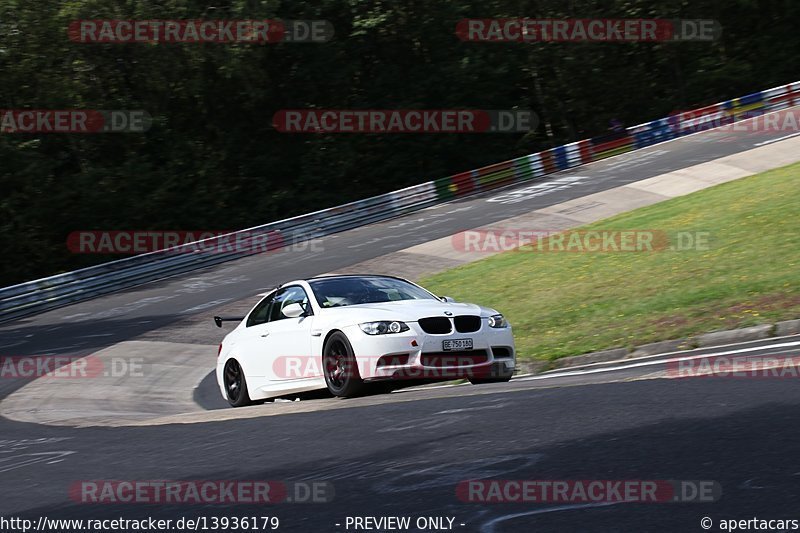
[488,314,509,328]
[359,321,410,335]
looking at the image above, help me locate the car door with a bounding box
[233,291,277,384]
[238,286,314,383]
[262,285,316,381]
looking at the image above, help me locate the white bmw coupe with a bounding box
[214,275,516,407]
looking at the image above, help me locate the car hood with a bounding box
[318,299,499,323]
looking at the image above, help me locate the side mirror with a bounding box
[282,302,307,318]
[440,296,456,303]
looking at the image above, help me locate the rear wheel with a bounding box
[224,359,251,407]
[323,332,365,397]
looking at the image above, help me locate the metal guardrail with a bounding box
[2,81,799,323]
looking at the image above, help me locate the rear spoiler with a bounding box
[214,316,245,328]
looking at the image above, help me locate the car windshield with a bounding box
[309,277,437,308]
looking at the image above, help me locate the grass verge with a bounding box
[421,162,800,361]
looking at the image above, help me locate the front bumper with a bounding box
[343,322,516,381]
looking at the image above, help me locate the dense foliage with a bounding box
[1,0,798,285]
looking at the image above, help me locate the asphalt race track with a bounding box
[1,122,799,532]
[2,337,800,532]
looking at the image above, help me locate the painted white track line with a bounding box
[754,131,800,146]
[480,502,623,533]
[515,334,800,379]
[515,341,800,382]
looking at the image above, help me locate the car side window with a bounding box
[246,293,275,327]
[269,286,310,322]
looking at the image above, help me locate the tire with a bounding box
[323,332,365,397]
[223,358,252,407]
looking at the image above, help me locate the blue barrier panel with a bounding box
[551,145,569,170]
[738,92,764,106]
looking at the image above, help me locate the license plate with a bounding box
[443,339,473,351]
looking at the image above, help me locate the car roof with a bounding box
[302,274,408,284]
[272,274,413,291]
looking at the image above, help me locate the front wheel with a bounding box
[323,332,365,397]
[224,358,252,407]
